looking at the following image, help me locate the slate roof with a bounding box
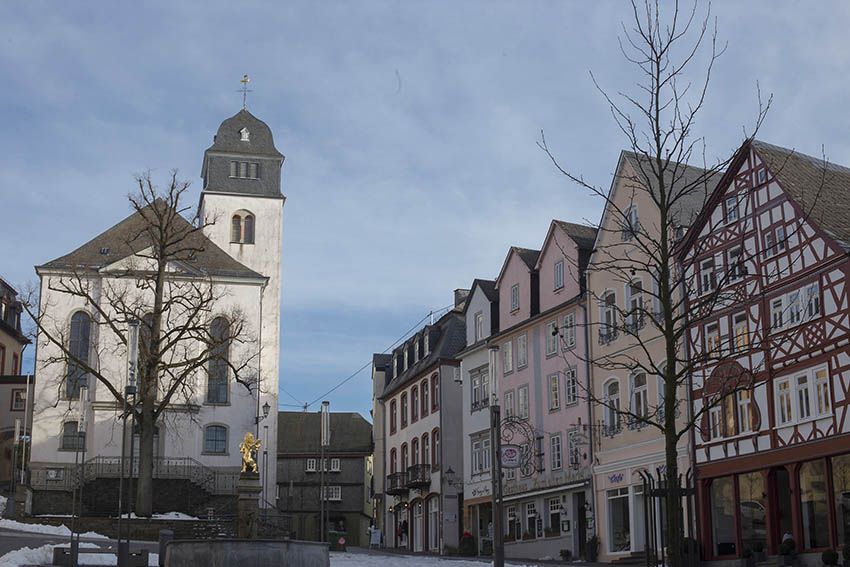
[621,151,720,227]
[753,140,850,249]
[38,201,264,280]
[205,109,283,158]
[379,309,466,399]
[278,411,373,454]
[513,247,541,270]
[473,279,498,303]
[553,220,598,251]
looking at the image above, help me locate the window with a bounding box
[506,505,518,539]
[471,432,491,474]
[631,371,648,420]
[764,231,776,256]
[411,387,419,422]
[550,434,562,470]
[474,311,485,342]
[548,374,560,411]
[471,369,490,411]
[503,341,513,373]
[230,215,241,242]
[67,311,92,400]
[776,226,787,253]
[777,380,793,425]
[601,291,617,338]
[12,353,18,374]
[732,312,749,353]
[815,367,830,416]
[401,443,408,471]
[796,373,812,420]
[546,320,558,356]
[11,388,26,411]
[390,449,397,473]
[203,425,227,454]
[771,298,784,330]
[411,438,419,465]
[622,205,639,241]
[563,313,576,349]
[401,393,408,428]
[626,280,643,331]
[323,485,342,501]
[306,458,317,472]
[607,488,631,552]
[709,402,722,439]
[604,380,620,431]
[710,477,735,556]
[725,195,739,223]
[548,498,562,532]
[771,283,821,332]
[390,400,397,434]
[788,291,803,326]
[229,161,260,179]
[554,260,565,290]
[403,349,409,370]
[243,214,255,244]
[737,389,753,433]
[525,502,537,537]
[568,429,580,467]
[431,375,439,411]
[422,434,430,465]
[800,460,829,549]
[504,390,515,419]
[757,168,767,184]
[61,421,81,450]
[511,284,520,311]
[206,317,230,404]
[728,246,745,281]
[701,258,717,294]
[832,455,850,546]
[517,334,528,368]
[805,283,821,321]
[564,367,578,405]
[432,429,440,469]
[704,322,720,355]
[518,385,529,419]
[421,380,429,417]
[330,458,340,472]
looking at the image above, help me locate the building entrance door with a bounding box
[770,467,793,550]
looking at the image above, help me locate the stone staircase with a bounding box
[611,551,649,566]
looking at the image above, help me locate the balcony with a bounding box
[598,327,619,345]
[386,472,409,495]
[624,313,645,334]
[406,464,431,489]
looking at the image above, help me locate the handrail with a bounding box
[71,455,238,494]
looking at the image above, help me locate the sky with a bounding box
[2,1,850,421]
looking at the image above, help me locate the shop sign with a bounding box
[608,472,625,484]
[501,445,521,468]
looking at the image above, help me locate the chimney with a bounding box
[454,288,470,309]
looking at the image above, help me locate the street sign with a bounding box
[501,445,521,468]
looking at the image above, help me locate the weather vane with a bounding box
[238,74,253,109]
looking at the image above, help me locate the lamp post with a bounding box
[488,345,504,567]
[118,319,139,567]
[256,401,271,508]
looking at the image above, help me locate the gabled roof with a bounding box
[682,139,850,255]
[379,309,466,399]
[753,140,850,249]
[495,246,541,288]
[461,279,498,315]
[553,220,598,251]
[278,411,372,454]
[38,202,264,280]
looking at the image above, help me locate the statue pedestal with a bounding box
[237,472,262,539]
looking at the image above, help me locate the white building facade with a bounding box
[27,109,284,515]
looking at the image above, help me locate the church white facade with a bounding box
[27,109,284,515]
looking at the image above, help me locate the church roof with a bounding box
[38,202,264,280]
[205,109,283,159]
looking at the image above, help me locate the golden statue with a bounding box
[239,432,261,473]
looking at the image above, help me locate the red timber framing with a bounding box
[680,139,850,561]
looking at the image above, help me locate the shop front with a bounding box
[699,449,850,560]
[463,495,493,555]
[502,484,589,560]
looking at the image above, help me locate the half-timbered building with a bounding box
[682,139,850,561]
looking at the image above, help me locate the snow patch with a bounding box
[117,511,199,520]
[0,518,107,539]
[0,495,6,516]
[0,543,159,566]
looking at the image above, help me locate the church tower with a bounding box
[200,108,285,507]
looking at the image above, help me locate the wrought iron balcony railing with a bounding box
[386,471,409,495]
[406,464,431,488]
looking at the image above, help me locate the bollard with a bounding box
[159,528,174,567]
[118,540,129,567]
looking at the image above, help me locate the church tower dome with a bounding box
[201,108,285,198]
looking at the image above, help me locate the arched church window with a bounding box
[243,215,255,244]
[231,215,242,243]
[66,311,92,400]
[206,317,230,404]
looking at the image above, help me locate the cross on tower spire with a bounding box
[238,74,253,109]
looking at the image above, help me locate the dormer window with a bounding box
[240,127,250,142]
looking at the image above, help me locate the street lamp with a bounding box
[487,344,505,567]
[255,401,271,424]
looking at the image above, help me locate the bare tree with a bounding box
[538,1,774,563]
[23,172,258,516]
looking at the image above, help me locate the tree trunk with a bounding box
[135,399,155,517]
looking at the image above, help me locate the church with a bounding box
[26,108,284,515]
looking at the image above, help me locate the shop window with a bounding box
[800,460,829,549]
[832,455,850,546]
[711,476,736,556]
[607,488,630,552]
[738,472,766,552]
